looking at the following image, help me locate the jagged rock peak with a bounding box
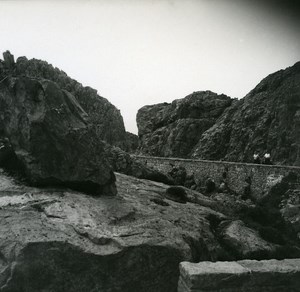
[2,50,15,69]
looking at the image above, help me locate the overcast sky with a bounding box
[0,0,299,134]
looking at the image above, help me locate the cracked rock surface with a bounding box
[0,170,226,292]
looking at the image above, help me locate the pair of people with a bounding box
[253,152,272,164]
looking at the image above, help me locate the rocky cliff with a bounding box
[137,62,300,166]
[137,91,232,157]
[0,51,133,151]
[193,61,300,165]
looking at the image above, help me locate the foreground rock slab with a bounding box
[178,258,300,292]
[0,171,226,292]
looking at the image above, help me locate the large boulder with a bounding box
[0,76,115,195]
[220,220,277,259]
[136,91,232,157]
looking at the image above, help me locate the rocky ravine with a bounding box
[137,62,300,166]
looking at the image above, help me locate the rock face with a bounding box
[0,169,299,291]
[137,62,300,166]
[137,91,232,157]
[0,170,227,292]
[125,131,139,153]
[0,51,131,150]
[0,75,115,195]
[192,61,300,166]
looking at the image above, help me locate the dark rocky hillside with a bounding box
[193,61,300,165]
[137,91,232,157]
[137,62,300,166]
[0,51,135,151]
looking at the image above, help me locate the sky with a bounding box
[0,0,299,134]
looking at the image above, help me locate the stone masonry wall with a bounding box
[178,259,300,292]
[133,155,300,200]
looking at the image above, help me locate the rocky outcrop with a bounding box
[137,91,232,157]
[0,51,130,150]
[0,75,115,195]
[220,220,277,259]
[192,61,300,165]
[0,170,227,292]
[0,168,299,291]
[137,62,300,166]
[125,131,139,153]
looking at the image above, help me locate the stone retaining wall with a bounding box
[133,155,300,199]
[178,259,300,292]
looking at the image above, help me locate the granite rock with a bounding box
[0,170,226,292]
[137,91,232,157]
[0,76,114,195]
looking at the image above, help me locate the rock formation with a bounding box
[0,165,299,291]
[104,145,174,185]
[0,50,299,291]
[137,91,232,157]
[0,75,115,195]
[193,61,300,166]
[137,62,300,166]
[1,51,133,150]
[125,131,139,153]
[0,170,226,292]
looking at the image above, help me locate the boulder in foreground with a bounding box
[0,76,115,195]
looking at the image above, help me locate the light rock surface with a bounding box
[136,62,300,166]
[178,258,300,292]
[220,220,277,258]
[0,170,226,292]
